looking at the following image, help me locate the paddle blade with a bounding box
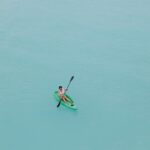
[66,76,74,89]
[57,100,61,107]
[70,76,74,82]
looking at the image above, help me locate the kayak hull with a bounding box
[54,91,77,110]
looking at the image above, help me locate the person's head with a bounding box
[58,86,63,90]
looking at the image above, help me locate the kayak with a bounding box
[54,91,78,110]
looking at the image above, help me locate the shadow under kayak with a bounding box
[54,91,77,110]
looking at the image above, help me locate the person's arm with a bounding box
[58,90,61,96]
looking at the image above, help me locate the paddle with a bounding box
[57,76,74,108]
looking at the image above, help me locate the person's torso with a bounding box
[58,88,65,95]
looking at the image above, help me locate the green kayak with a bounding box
[54,91,77,110]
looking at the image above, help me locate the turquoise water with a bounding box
[0,0,150,150]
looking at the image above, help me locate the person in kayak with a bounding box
[58,86,74,106]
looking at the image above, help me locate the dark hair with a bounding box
[59,86,62,89]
